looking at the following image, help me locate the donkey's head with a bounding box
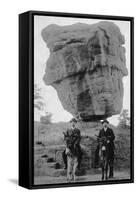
[98,137,108,152]
[63,131,74,152]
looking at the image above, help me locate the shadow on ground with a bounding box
[8,178,18,185]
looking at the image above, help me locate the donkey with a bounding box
[98,136,113,180]
[63,131,79,182]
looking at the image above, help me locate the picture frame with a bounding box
[19,10,134,189]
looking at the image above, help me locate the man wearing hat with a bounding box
[95,119,115,178]
[62,118,82,170]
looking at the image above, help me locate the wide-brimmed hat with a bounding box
[70,118,77,123]
[101,119,109,124]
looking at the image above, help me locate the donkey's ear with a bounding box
[63,132,66,136]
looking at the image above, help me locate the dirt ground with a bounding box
[34,170,130,185]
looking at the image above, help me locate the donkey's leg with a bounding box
[67,157,72,182]
[109,159,114,178]
[102,163,104,181]
[73,158,78,182]
[105,161,108,180]
[67,159,69,182]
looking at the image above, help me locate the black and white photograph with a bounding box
[33,13,133,186]
[0,0,137,197]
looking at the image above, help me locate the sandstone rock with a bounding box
[41,21,128,121]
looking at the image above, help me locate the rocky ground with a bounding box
[34,171,130,185]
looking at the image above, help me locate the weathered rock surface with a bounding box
[41,21,128,121]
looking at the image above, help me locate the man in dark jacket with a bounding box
[95,119,115,178]
[62,118,82,170]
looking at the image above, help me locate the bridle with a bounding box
[63,132,77,156]
[98,137,109,160]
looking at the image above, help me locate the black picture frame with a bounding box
[19,10,134,189]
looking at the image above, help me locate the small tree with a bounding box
[34,83,45,142]
[118,109,130,129]
[34,84,45,111]
[40,112,52,124]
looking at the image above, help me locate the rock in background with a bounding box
[41,21,128,121]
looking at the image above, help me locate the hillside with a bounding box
[34,121,130,145]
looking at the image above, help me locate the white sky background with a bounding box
[34,16,130,126]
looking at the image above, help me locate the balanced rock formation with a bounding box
[41,21,128,121]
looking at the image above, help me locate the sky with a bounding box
[34,15,130,126]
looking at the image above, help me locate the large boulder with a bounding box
[41,21,128,121]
